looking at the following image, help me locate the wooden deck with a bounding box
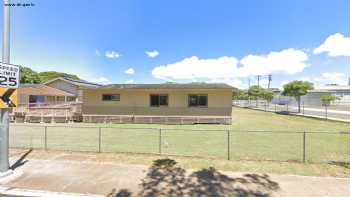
[11,102,82,123]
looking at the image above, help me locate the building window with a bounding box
[150,94,168,107]
[188,94,208,107]
[102,94,120,101]
[29,95,45,103]
[333,92,343,97]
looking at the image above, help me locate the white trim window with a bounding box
[188,94,208,107]
[102,94,120,101]
[150,94,168,107]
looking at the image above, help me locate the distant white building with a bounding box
[272,84,350,106]
[309,85,350,105]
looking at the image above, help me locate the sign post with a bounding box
[0,0,13,174]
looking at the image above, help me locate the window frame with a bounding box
[150,94,169,107]
[102,94,120,101]
[188,94,208,108]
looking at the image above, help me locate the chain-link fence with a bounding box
[233,100,350,121]
[9,124,350,164]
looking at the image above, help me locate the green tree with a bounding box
[262,89,274,102]
[248,85,263,99]
[320,95,339,119]
[282,80,314,113]
[233,89,249,100]
[320,95,339,106]
[20,66,81,84]
[38,71,80,82]
[248,85,265,106]
[163,82,178,85]
[20,66,41,84]
[189,82,208,85]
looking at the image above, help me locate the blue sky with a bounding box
[1,0,350,88]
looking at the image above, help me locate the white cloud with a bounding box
[207,78,247,89]
[124,68,135,75]
[151,49,308,88]
[239,48,308,76]
[146,50,160,58]
[125,79,134,84]
[313,72,347,85]
[105,51,121,59]
[314,33,350,57]
[152,56,239,80]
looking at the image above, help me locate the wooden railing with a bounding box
[12,102,83,123]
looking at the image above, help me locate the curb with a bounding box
[0,170,13,179]
[0,186,104,197]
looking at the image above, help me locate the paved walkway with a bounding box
[1,150,350,197]
[238,105,350,123]
[290,106,350,115]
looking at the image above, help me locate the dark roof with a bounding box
[18,84,75,96]
[62,77,102,87]
[84,83,234,90]
[44,77,102,87]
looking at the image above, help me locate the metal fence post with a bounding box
[303,132,306,163]
[98,127,102,153]
[44,126,48,151]
[158,128,162,155]
[227,130,230,160]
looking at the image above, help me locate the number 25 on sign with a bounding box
[0,62,20,108]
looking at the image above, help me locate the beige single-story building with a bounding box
[81,83,234,124]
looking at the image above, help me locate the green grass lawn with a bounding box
[9,107,350,163]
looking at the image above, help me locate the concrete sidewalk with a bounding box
[1,150,350,197]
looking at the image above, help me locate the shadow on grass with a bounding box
[276,111,294,115]
[109,158,280,197]
[10,148,33,170]
[329,161,350,170]
[107,189,132,197]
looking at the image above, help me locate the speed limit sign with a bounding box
[0,62,19,108]
[0,62,19,88]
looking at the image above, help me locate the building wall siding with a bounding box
[82,89,232,116]
[46,80,79,96]
[46,80,82,101]
[18,94,29,104]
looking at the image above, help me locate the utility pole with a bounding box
[0,0,11,173]
[267,74,272,89]
[257,75,261,87]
